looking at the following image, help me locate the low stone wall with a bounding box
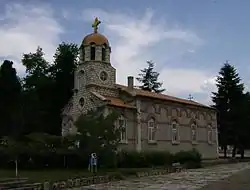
[43,175,119,190]
[31,166,186,190]
[136,167,185,178]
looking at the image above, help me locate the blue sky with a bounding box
[0,0,250,105]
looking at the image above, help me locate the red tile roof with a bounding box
[104,96,136,109]
[116,84,213,109]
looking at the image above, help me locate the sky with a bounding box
[0,0,250,105]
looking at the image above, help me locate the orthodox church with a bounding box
[62,18,219,159]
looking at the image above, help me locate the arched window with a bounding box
[207,125,213,144]
[148,118,156,142]
[79,97,85,107]
[68,120,74,134]
[172,120,179,143]
[90,46,95,60]
[102,45,106,61]
[191,122,197,142]
[118,116,127,142]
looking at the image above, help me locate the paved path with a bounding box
[72,162,250,190]
[200,168,250,190]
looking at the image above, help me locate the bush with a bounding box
[116,151,173,168]
[0,146,202,170]
[144,151,173,167]
[173,149,202,168]
[116,151,148,168]
[116,149,202,169]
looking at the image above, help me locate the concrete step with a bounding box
[0,178,28,183]
[0,178,42,190]
[0,179,27,187]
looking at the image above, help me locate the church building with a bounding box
[62,18,219,159]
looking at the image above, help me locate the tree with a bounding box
[136,60,165,93]
[236,92,250,158]
[74,106,121,167]
[21,47,54,134]
[0,136,28,176]
[49,42,79,135]
[212,62,246,158]
[21,43,78,135]
[0,60,22,137]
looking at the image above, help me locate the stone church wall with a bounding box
[133,98,218,159]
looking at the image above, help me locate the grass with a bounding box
[1,158,248,183]
[0,169,101,183]
[0,167,152,183]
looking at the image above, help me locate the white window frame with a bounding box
[207,125,213,144]
[148,118,157,143]
[191,123,197,144]
[118,116,128,143]
[171,120,179,144]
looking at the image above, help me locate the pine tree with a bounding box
[136,61,165,93]
[0,60,22,137]
[212,62,245,158]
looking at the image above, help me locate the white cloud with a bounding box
[0,3,63,74]
[160,69,216,94]
[82,9,216,105]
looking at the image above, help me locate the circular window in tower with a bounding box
[79,97,85,107]
[100,71,108,81]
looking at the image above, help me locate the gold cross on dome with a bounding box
[92,17,101,33]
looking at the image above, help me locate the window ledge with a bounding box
[208,141,213,145]
[191,141,198,145]
[172,141,180,145]
[148,140,157,144]
[120,140,128,144]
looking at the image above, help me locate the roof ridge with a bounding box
[116,83,212,109]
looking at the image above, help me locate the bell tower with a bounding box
[74,17,116,96]
[79,17,111,64]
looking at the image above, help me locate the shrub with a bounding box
[117,149,202,169]
[116,151,148,168]
[173,149,202,168]
[116,151,173,168]
[144,151,173,167]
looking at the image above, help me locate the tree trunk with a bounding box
[63,155,68,168]
[223,145,227,158]
[15,160,18,177]
[232,146,236,158]
[240,149,245,159]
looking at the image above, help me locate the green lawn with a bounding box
[0,168,149,183]
[0,169,101,182]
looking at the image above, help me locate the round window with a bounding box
[79,98,85,107]
[79,69,85,74]
[100,71,108,81]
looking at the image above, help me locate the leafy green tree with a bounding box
[21,43,78,135]
[21,47,54,134]
[212,62,245,158]
[0,60,22,137]
[74,106,121,167]
[136,60,165,93]
[49,42,79,135]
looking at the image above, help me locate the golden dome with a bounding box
[82,32,109,46]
